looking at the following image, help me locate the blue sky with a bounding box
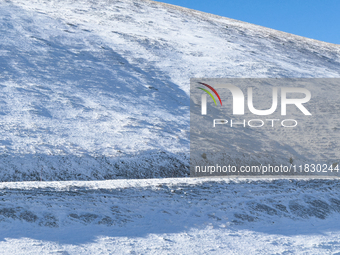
[157,0,340,44]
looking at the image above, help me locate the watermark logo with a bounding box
[197,82,223,113]
[199,82,312,116]
[190,78,340,177]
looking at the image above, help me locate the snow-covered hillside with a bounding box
[2,0,340,253]
[1,0,340,180]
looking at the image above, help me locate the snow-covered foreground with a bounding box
[1,178,340,254]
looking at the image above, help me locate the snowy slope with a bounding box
[1,178,340,254]
[2,0,340,254]
[1,0,340,180]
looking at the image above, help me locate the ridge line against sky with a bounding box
[155,0,340,45]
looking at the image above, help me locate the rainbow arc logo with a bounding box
[197,82,222,106]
